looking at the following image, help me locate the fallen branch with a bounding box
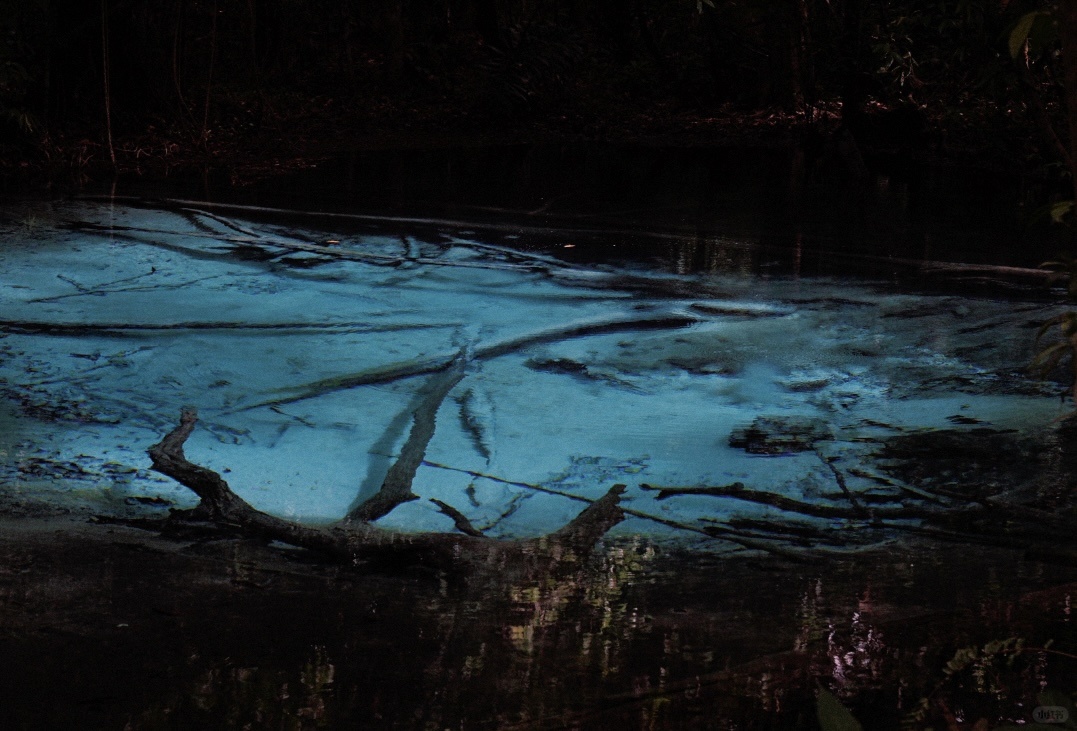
[28,273,222,303]
[241,312,699,411]
[148,408,627,570]
[115,196,737,248]
[548,484,629,553]
[70,201,750,298]
[430,499,486,537]
[181,207,262,238]
[918,261,1058,281]
[720,516,855,546]
[642,481,1077,551]
[817,452,868,518]
[418,459,809,558]
[70,218,560,274]
[640,482,929,521]
[0,319,456,336]
[846,467,948,505]
[347,355,468,522]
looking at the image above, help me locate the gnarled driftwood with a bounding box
[148,402,627,572]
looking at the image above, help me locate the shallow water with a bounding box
[0,199,1068,543]
[1,183,1076,729]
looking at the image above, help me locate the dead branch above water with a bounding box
[146,331,633,577]
[149,407,629,570]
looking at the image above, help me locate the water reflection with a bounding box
[207,142,1067,280]
[671,234,757,277]
[2,524,1077,729]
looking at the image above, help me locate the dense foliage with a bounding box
[0,0,1070,184]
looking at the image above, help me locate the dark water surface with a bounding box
[2,144,1077,729]
[117,142,1067,277]
[2,520,1076,730]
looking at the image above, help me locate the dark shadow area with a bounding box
[105,142,1067,287]
[2,518,1076,730]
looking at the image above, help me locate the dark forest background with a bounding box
[0,0,1074,192]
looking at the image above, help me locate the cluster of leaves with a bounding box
[873,1,1014,98]
[1007,4,1077,407]
[1009,8,1058,60]
[0,0,1056,142]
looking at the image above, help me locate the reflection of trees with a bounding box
[414,538,657,728]
[17,535,1070,729]
[790,572,1077,729]
[131,645,337,729]
[672,234,757,275]
[116,539,662,729]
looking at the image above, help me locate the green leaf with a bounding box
[944,646,979,676]
[1051,200,1074,224]
[816,687,863,731]
[1009,10,1058,58]
[1011,11,1041,58]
